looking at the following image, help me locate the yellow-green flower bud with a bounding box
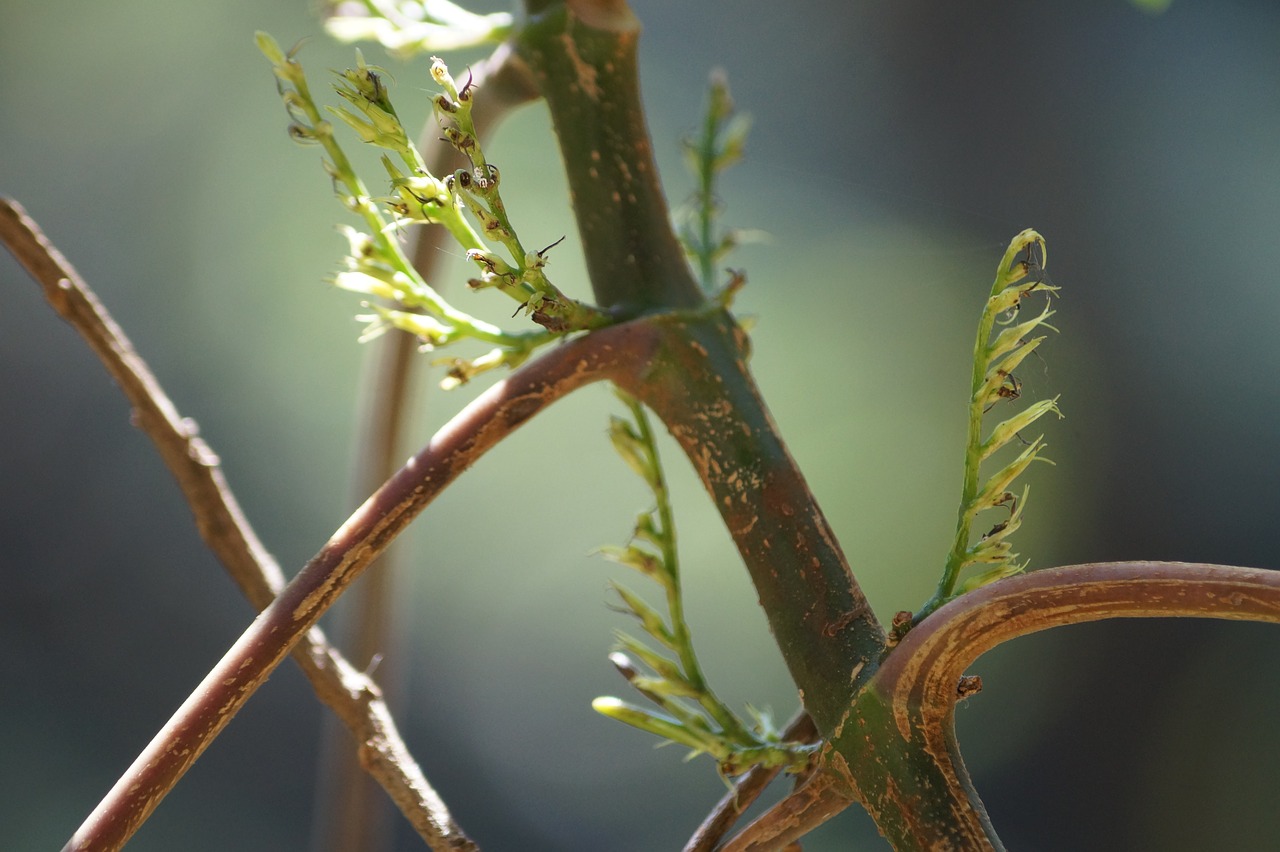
[429,56,456,95]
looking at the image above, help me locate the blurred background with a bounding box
[3,0,1279,849]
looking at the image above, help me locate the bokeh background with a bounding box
[3,1,1279,849]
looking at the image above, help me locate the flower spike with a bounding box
[916,230,1062,622]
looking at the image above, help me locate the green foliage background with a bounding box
[2,1,1278,849]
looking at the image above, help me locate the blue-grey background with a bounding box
[2,1,1278,849]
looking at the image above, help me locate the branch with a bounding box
[613,312,886,736]
[719,562,1280,850]
[827,561,1280,851]
[874,561,1280,731]
[517,4,886,738]
[51,306,660,850]
[316,41,540,850]
[682,710,818,852]
[518,3,704,313]
[719,767,854,852]
[0,198,481,851]
[0,199,284,604]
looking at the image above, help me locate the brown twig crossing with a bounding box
[0,198,477,852]
[5,200,660,849]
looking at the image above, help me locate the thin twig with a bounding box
[314,41,540,851]
[682,710,818,852]
[0,198,477,851]
[46,293,660,850]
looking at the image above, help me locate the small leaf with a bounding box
[958,560,1027,595]
[597,544,663,579]
[612,633,684,683]
[630,674,702,700]
[591,698,721,756]
[714,114,753,169]
[991,229,1046,294]
[986,303,1056,364]
[973,438,1052,510]
[608,416,654,483]
[255,31,287,66]
[609,582,676,648]
[980,397,1062,461]
[975,336,1044,404]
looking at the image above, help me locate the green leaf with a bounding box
[980,397,1062,461]
[612,633,685,683]
[609,582,676,648]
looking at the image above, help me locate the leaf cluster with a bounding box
[257,33,604,388]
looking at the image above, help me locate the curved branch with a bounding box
[718,765,853,852]
[842,561,1280,851]
[0,198,480,850]
[5,223,655,849]
[876,561,1280,732]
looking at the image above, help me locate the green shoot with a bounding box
[675,71,756,308]
[914,229,1062,624]
[257,33,606,388]
[427,58,608,331]
[594,389,816,779]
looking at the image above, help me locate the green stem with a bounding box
[693,90,720,290]
[624,395,749,741]
[519,0,882,738]
[926,299,998,613]
[517,4,705,315]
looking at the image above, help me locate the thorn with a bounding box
[957,674,983,700]
[538,235,567,257]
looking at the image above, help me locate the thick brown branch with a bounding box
[0,198,476,851]
[518,3,885,738]
[614,312,885,735]
[55,312,660,851]
[518,3,704,313]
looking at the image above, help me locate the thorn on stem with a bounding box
[537,235,567,257]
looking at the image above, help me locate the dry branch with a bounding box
[0,198,476,851]
[37,282,660,850]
